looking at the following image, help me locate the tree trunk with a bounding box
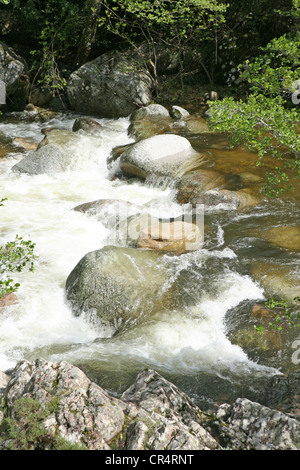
[75,0,102,68]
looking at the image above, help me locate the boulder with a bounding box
[130,103,170,120]
[65,245,175,336]
[137,220,203,254]
[251,262,300,305]
[216,397,300,450]
[1,359,300,450]
[11,128,90,175]
[12,143,67,175]
[175,169,228,206]
[67,52,154,118]
[72,117,103,134]
[200,188,261,210]
[0,292,17,309]
[128,104,172,141]
[0,42,28,110]
[170,105,190,120]
[119,134,204,181]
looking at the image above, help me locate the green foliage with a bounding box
[254,296,300,333]
[208,1,300,197]
[0,396,88,450]
[99,0,228,86]
[0,199,37,299]
[208,94,300,196]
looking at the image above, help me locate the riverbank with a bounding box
[0,358,299,450]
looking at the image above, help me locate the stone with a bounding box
[251,262,300,305]
[200,188,261,210]
[130,103,170,120]
[0,42,28,108]
[67,51,154,118]
[137,220,203,254]
[72,117,103,134]
[258,226,300,253]
[175,169,228,206]
[2,359,125,450]
[215,397,300,450]
[128,104,172,141]
[13,137,38,151]
[170,105,190,119]
[12,143,66,175]
[65,245,175,336]
[119,133,204,181]
[0,292,17,309]
[1,360,299,450]
[11,128,87,175]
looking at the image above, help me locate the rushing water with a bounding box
[0,110,299,408]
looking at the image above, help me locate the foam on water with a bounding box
[0,114,279,379]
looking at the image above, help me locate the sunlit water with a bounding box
[0,110,299,406]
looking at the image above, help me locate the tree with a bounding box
[75,0,103,67]
[98,0,228,89]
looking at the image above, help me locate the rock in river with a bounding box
[137,220,203,254]
[119,133,204,182]
[65,245,175,336]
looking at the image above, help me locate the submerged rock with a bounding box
[200,188,261,210]
[65,245,175,336]
[257,225,300,253]
[119,133,204,181]
[0,292,17,310]
[175,169,228,206]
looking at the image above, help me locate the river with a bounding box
[0,109,299,409]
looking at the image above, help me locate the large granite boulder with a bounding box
[67,51,154,118]
[0,42,29,111]
[65,245,175,336]
[119,133,204,182]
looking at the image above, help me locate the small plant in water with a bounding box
[254,296,300,333]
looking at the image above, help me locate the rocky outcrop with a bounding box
[65,245,175,336]
[67,51,154,118]
[0,359,299,450]
[215,398,300,450]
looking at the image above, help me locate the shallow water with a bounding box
[0,110,299,408]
